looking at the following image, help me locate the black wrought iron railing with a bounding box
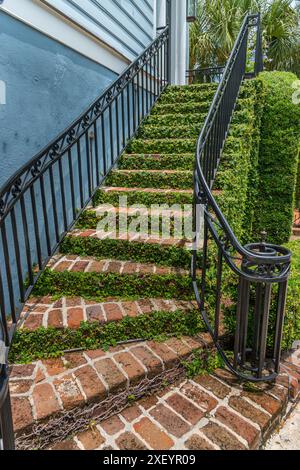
[186,66,225,84]
[0,26,169,450]
[192,13,291,382]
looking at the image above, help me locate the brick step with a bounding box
[119,153,194,171]
[19,296,197,331]
[126,138,197,154]
[94,186,222,208]
[11,333,213,448]
[292,227,300,236]
[106,169,193,190]
[144,112,207,127]
[44,357,300,451]
[142,108,250,133]
[137,123,202,140]
[50,254,191,276]
[60,231,196,270]
[151,96,252,117]
[158,88,216,105]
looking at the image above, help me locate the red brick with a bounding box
[65,297,82,307]
[134,417,174,450]
[185,435,215,450]
[87,261,106,272]
[147,340,178,368]
[215,406,260,449]
[42,358,66,377]
[67,308,84,328]
[193,374,231,399]
[94,358,127,393]
[202,422,246,450]
[64,352,87,368]
[23,314,43,331]
[101,415,125,435]
[103,303,123,322]
[106,261,122,273]
[54,374,84,409]
[74,366,107,402]
[51,439,79,450]
[86,305,106,323]
[241,391,281,416]
[32,383,61,420]
[181,383,218,412]
[122,301,139,317]
[116,432,147,450]
[71,261,89,272]
[137,299,153,314]
[10,380,33,394]
[131,346,163,378]
[139,395,159,410]
[164,337,192,357]
[166,393,204,425]
[54,261,72,272]
[77,429,105,450]
[48,309,64,328]
[11,397,33,432]
[121,405,142,422]
[10,364,36,379]
[229,396,270,431]
[114,352,145,385]
[139,264,155,274]
[122,263,138,274]
[85,349,106,360]
[150,403,190,437]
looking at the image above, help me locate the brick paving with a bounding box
[10,334,212,437]
[49,254,190,276]
[19,296,197,330]
[46,347,300,451]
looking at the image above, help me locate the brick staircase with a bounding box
[9,83,300,450]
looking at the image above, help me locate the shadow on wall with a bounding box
[0,11,117,186]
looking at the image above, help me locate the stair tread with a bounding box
[19,296,197,331]
[49,254,191,276]
[101,186,193,194]
[10,333,212,442]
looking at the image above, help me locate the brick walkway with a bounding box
[48,347,300,451]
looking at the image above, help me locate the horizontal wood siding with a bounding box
[44,0,154,60]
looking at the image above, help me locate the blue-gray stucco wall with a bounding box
[0,11,117,186]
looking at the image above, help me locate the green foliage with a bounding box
[126,138,197,155]
[253,71,300,243]
[119,154,195,171]
[183,349,224,378]
[9,309,205,364]
[33,269,195,301]
[190,0,300,75]
[61,235,201,269]
[295,157,300,209]
[94,187,194,207]
[158,87,216,105]
[106,170,193,190]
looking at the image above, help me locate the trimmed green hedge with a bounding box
[119,154,195,171]
[295,157,300,210]
[253,72,300,244]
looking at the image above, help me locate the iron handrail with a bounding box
[192,13,291,382]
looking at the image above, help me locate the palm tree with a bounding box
[190,0,300,74]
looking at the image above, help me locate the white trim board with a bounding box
[0,0,130,74]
